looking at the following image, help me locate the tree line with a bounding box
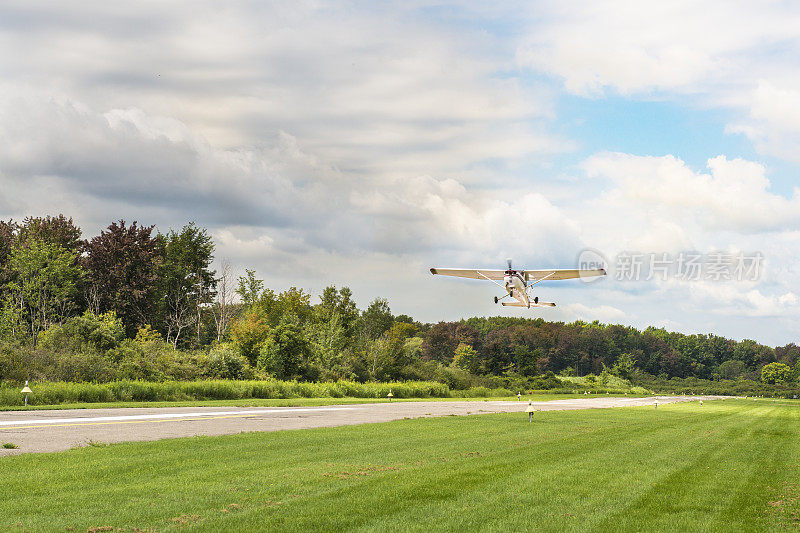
[1,214,798,388]
[0,216,215,345]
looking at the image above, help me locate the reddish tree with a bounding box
[421,321,458,363]
[82,220,162,337]
[17,215,82,253]
[0,219,17,285]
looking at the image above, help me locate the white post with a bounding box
[21,381,32,407]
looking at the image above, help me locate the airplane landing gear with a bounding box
[494,296,499,304]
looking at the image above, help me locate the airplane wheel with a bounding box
[534,296,539,304]
[494,296,498,304]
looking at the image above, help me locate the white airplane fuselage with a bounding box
[504,272,531,306]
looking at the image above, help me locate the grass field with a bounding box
[1,399,797,531]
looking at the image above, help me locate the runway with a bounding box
[0,395,717,455]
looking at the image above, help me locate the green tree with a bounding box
[158,223,216,347]
[236,270,265,308]
[229,311,271,366]
[258,315,310,379]
[612,352,636,380]
[452,343,479,374]
[733,339,760,369]
[512,345,538,377]
[310,311,347,375]
[207,343,251,380]
[761,362,792,384]
[234,270,286,326]
[718,359,746,379]
[317,285,359,336]
[372,322,417,380]
[361,298,393,340]
[0,300,20,343]
[5,239,83,344]
[277,287,313,325]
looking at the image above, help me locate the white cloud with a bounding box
[350,175,582,260]
[688,281,798,318]
[583,152,800,234]
[561,302,627,322]
[726,81,800,162]
[514,2,800,162]
[516,1,800,97]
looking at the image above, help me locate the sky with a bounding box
[1,1,799,346]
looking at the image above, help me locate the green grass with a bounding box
[0,378,624,410]
[0,377,647,411]
[2,400,796,531]
[0,393,593,411]
[0,379,457,407]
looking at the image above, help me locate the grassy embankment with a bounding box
[1,399,798,531]
[0,380,458,409]
[0,378,649,410]
[0,395,598,411]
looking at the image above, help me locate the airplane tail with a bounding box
[501,301,556,307]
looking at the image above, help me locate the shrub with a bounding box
[38,311,125,354]
[108,327,206,382]
[229,311,270,365]
[54,352,117,383]
[761,362,793,384]
[207,344,253,380]
[0,345,32,382]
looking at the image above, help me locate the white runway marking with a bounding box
[0,406,361,426]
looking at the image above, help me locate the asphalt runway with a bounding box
[0,395,719,455]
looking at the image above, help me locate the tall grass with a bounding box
[0,379,483,406]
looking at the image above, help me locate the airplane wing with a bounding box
[523,268,606,281]
[429,268,506,280]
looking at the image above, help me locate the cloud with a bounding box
[350,175,582,259]
[0,89,584,265]
[583,152,800,234]
[687,281,798,318]
[0,1,578,261]
[515,2,800,162]
[0,93,309,228]
[561,302,627,322]
[726,81,800,162]
[0,1,565,180]
[516,1,800,97]
[2,1,800,345]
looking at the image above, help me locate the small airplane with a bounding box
[430,259,605,308]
